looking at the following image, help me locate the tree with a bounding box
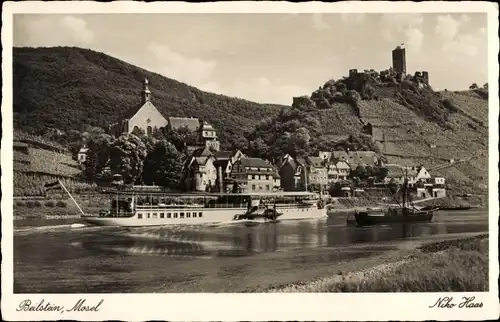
[82,132,114,182]
[142,140,185,188]
[469,83,478,90]
[249,138,270,159]
[163,126,199,152]
[376,167,389,181]
[354,165,367,179]
[387,178,399,195]
[108,134,148,184]
[131,126,145,137]
[365,165,374,178]
[290,127,311,158]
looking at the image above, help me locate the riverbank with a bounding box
[13,200,101,220]
[417,194,487,209]
[267,233,488,292]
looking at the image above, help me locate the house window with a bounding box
[167,213,171,218]
[147,213,151,218]
[199,212,203,217]
[160,213,164,218]
[152,213,158,219]
[252,185,256,191]
[187,212,191,218]
[137,213,143,219]
[180,212,185,218]
[174,213,178,218]
[252,175,256,180]
[147,126,153,136]
[193,213,197,218]
[266,185,270,191]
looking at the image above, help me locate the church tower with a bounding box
[141,77,151,104]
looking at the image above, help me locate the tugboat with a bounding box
[350,170,436,227]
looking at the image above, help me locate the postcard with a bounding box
[2,1,499,321]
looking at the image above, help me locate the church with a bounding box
[109,77,220,151]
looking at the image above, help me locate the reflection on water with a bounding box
[14,209,489,293]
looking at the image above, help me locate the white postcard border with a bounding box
[2,1,499,321]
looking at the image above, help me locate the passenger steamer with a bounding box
[71,185,327,227]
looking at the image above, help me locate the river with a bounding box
[13,208,488,293]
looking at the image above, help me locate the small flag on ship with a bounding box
[43,180,62,191]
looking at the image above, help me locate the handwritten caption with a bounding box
[429,296,483,309]
[17,299,103,314]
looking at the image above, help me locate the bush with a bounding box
[45,200,56,207]
[25,200,42,208]
[442,99,458,113]
[56,200,67,208]
[15,201,25,207]
[25,200,36,208]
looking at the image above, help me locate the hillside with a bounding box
[13,46,489,196]
[13,46,284,149]
[13,133,92,196]
[246,70,489,194]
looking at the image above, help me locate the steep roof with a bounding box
[192,146,213,158]
[307,156,326,167]
[401,166,418,177]
[239,157,273,168]
[168,117,201,131]
[214,150,233,160]
[385,164,405,178]
[331,150,349,160]
[214,158,231,169]
[330,160,351,170]
[347,151,378,167]
[295,157,307,167]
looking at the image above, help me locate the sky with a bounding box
[13,13,488,105]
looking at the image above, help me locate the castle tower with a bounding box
[392,45,406,75]
[141,77,151,104]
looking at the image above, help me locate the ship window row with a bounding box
[137,212,203,219]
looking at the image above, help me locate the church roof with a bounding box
[168,117,200,131]
[121,102,147,120]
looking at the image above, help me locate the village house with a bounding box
[319,150,379,172]
[182,146,217,192]
[212,150,246,193]
[279,155,328,192]
[230,158,280,193]
[279,155,301,191]
[384,164,446,198]
[77,146,88,164]
[346,151,379,169]
[303,156,329,191]
[326,160,351,183]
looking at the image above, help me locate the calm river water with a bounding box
[13,209,488,293]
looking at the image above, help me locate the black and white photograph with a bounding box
[2,1,499,321]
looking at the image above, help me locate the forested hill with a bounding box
[13,46,285,148]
